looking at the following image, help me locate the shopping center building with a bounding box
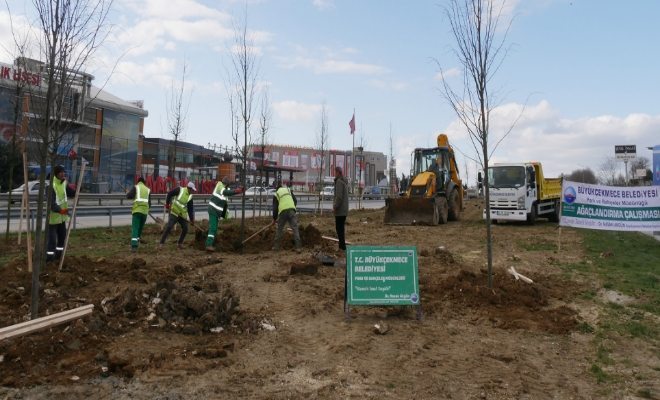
[1,57,389,194]
[0,57,148,193]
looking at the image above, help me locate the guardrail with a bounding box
[0,192,330,205]
[0,195,343,229]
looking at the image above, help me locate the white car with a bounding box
[244,186,272,201]
[320,186,334,200]
[9,180,49,203]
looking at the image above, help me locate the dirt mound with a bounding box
[192,221,324,253]
[101,280,241,335]
[301,224,323,246]
[423,269,579,334]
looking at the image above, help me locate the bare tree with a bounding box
[226,9,260,245]
[166,61,191,181]
[315,101,329,212]
[9,0,113,317]
[255,88,271,215]
[2,35,30,241]
[388,124,397,196]
[598,157,625,186]
[438,0,515,288]
[629,157,651,183]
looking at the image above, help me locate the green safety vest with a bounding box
[171,187,192,219]
[131,182,150,215]
[209,182,228,215]
[50,178,68,225]
[276,187,295,214]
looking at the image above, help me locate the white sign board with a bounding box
[615,145,636,161]
[560,180,660,231]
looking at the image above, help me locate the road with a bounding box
[1,198,385,233]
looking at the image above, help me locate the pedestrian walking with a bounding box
[46,165,77,262]
[272,181,302,253]
[205,177,242,252]
[333,166,349,251]
[160,181,196,249]
[126,177,151,252]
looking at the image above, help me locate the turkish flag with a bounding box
[349,113,355,135]
[68,149,78,160]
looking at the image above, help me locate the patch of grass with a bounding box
[577,322,595,334]
[624,321,656,339]
[579,230,660,317]
[519,240,556,251]
[579,290,597,300]
[636,388,654,399]
[596,344,613,365]
[590,363,608,384]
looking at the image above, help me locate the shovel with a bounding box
[148,212,163,224]
[241,221,275,245]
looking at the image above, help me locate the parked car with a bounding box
[9,181,49,203]
[244,186,272,201]
[320,186,334,200]
[362,185,382,200]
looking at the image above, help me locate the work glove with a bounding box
[165,203,171,211]
[59,208,68,215]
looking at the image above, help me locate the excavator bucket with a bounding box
[384,197,438,225]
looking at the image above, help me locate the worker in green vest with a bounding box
[159,181,196,249]
[272,181,302,253]
[46,165,77,262]
[205,177,242,252]
[126,177,152,252]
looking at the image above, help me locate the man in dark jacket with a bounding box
[272,181,302,253]
[160,181,196,249]
[46,165,77,261]
[333,166,349,251]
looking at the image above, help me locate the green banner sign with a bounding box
[346,246,420,306]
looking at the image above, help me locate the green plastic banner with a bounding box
[346,246,420,306]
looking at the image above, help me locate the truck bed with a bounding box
[540,178,561,201]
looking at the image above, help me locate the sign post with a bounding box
[344,246,422,320]
[615,145,636,185]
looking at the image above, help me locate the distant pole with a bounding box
[351,109,356,195]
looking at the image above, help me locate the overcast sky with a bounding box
[2,0,659,185]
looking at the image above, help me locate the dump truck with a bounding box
[483,162,561,224]
[384,133,464,225]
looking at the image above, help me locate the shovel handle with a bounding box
[241,221,275,245]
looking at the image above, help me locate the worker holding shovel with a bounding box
[46,165,78,262]
[159,181,196,249]
[126,176,151,252]
[205,177,242,252]
[272,181,302,253]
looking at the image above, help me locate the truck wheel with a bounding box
[527,202,537,225]
[548,200,560,222]
[436,197,448,225]
[448,189,461,221]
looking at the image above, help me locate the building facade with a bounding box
[0,58,148,193]
[249,144,387,192]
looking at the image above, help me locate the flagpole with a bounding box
[352,128,355,195]
[351,109,356,196]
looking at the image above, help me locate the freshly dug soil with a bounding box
[0,201,656,399]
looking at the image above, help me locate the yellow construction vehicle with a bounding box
[384,133,464,225]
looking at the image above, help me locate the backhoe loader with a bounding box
[384,133,464,225]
